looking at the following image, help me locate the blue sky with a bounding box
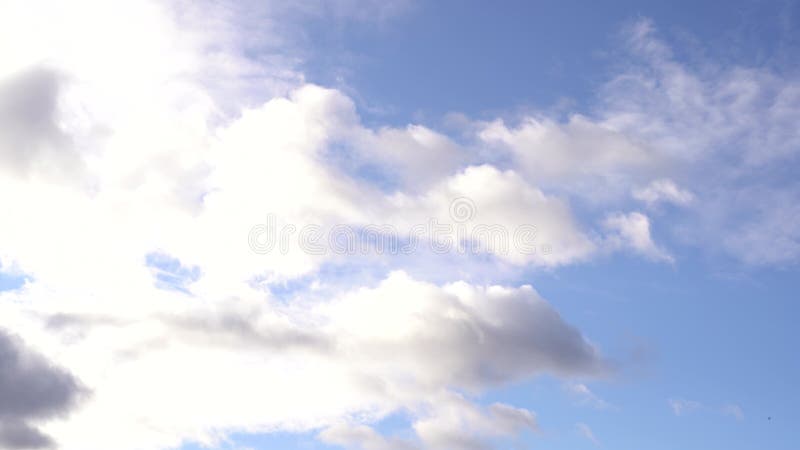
[304,0,800,122]
[1,1,799,450]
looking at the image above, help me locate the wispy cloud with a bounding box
[669,398,746,421]
[565,383,615,410]
[668,398,702,416]
[633,179,694,207]
[721,404,745,421]
[576,422,600,446]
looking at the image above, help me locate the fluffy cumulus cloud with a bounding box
[0,1,798,449]
[0,271,604,450]
[478,115,653,183]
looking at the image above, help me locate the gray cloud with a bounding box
[0,329,85,449]
[146,276,607,391]
[44,313,127,332]
[0,66,83,180]
[331,277,609,391]
[0,421,53,450]
[161,307,334,353]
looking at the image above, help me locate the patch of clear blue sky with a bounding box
[146,251,201,294]
[180,1,800,449]
[0,271,26,292]
[0,262,27,292]
[303,0,800,126]
[522,255,799,449]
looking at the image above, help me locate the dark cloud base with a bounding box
[0,329,85,449]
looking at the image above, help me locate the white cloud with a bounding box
[478,115,653,182]
[385,165,597,267]
[413,394,538,450]
[0,271,604,450]
[633,179,694,207]
[603,212,673,263]
[320,393,538,450]
[353,124,466,191]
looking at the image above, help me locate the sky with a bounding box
[0,1,798,449]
